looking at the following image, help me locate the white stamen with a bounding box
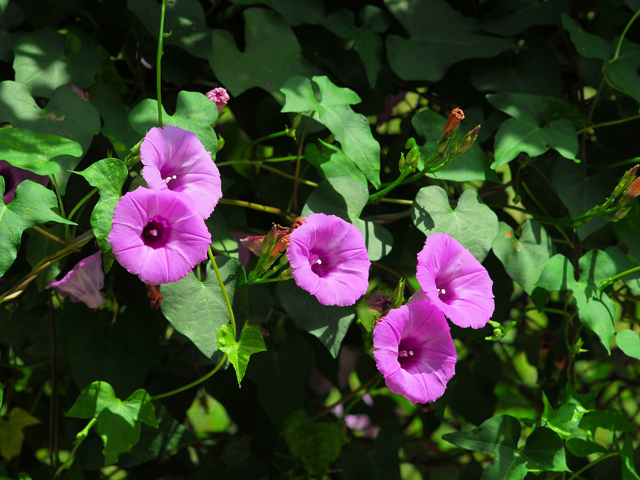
[163,175,177,184]
[399,349,414,358]
[149,229,158,237]
[310,258,323,266]
[438,288,446,295]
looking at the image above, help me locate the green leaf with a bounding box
[615,202,640,262]
[26,224,66,290]
[553,160,616,240]
[384,0,513,82]
[161,257,246,359]
[209,8,316,99]
[541,392,588,438]
[0,82,100,193]
[480,0,569,36]
[128,90,218,154]
[580,409,636,433]
[411,109,498,182]
[75,158,128,272]
[217,323,267,386]
[0,128,82,175]
[128,0,211,58]
[282,410,344,478]
[536,252,616,353]
[305,140,368,186]
[561,13,611,60]
[491,220,555,294]
[605,39,640,105]
[521,427,569,472]
[301,177,393,261]
[605,246,640,293]
[617,330,640,361]
[87,83,141,160]
[0,178,74,277]
[443,415,524,480]
[566,436,608,457]
[0,381,3,409]
[12,28,103,98]
[66,381,158,465]
[206,212,241,260]
[619,436,640,480]
[411,186,498,262]
[340,429,401,480]
[281,76,381,188]
[277,280,356,358]
[230,0,324,26]
[487,93,579,167]
[0,408,40,462]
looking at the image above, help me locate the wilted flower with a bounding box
[287,213,370,307]
[66,82,89,101]
[48,251,106,309]
[441,108,464,139]
[367,292,392,313]
[206,87,230,114]
[141,126,222,219]
[413,234,494,329]
[109,187,211,285]
[0,161,49,204]
[373,302,457,404]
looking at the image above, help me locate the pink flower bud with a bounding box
[206,88,230,114]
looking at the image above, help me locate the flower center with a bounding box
[309,253,331,277]
[397,340,420,368]
[163,174,178,185]
[398,350,414,357]
[437,288,446,296]
[142,217,170,248]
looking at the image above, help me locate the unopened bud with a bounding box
[398,152,406,171]
[458,126,480,154]
[261,225,278,257]
[280,268,293,280]
[405,145,421,169]
[292,113,303,130]
[217,135,225,152]
[614,206,632,221]
[626,177,640,199]
[367,292,392,313]
[390,278,406,309]
[441,108,464,140]
[435,136,451,157]
[612,165,639,198]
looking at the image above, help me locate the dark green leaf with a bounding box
[536,252,616,353]
[0,178,73,277]
[206,212,241,260]
[26,224,66,290]
[217,323,267,386]
[541,392,588,438]
[561,13,611,60]
[615,202,640,262]
[209,8,316,99]
[282,410,344,478]
[580,409,636,433]
[128,0,211,58]
[566,436,608,457]
[75,158,128,271]
[605,39,640,105]
[619,436,640,480]
[340,429,401,480]
[281,76,380,187]
[492,220,555,294]
[277,280,356,358]
[481,0,569,36]
[305,140,367,186]
[128,90,218,154]
[0,82,100,193]
[12,28,103,98]
[67,381,158,465]
[230,0,324,26]
[411,109,498,182]
[0,128,82,175]
[605,246,640,293]
[521,427,569,472]
[161,257,246,359]
[411,186,498,262]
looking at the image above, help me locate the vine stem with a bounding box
[32,226,78,250]
[67,187,98,222]
[293,112,315,212]
[54,418,97,477]
[576,114,640,134]
[610,8,640,64]
[156,0,167,127]
[369,171,409,201]
[217,161,318,187]
[566,452,617,480]
[208,248,236,333]
[599,264,640,290]
[149,353,228,401]
[241,130,295,158]
[218,198,296,219]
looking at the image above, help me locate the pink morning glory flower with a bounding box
[141,126,222,219]
[413,233,494,329]
[47,251,106,309]
[206,87,230,113]
[373,302,457,404]
[108,187,212,285]
[287,213,370,307]
[0,161,49,204]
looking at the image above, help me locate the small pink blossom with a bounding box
[48,251,106,309]
[206,87,230,114]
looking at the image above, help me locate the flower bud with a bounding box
[441,108,464,140]
[206,87,230,114]
[292,113,303,130]
[458,126,480,154]
[398,152,406,171]
[367,292,392,313]
[217,135,225,152]
[405,145,421,169]
[626,177,640,199]
[614,206,632,221]
[390,278,406,309]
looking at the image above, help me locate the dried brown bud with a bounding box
[539,333,553,359]
[626,177,640,199]
[292,216,306,229]
[367,292,392,313]
[554,354,566,371]
[441,108,465,139]
[145,284,163,309]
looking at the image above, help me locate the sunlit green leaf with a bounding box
[217,323,267,386]
[617,330,640,361]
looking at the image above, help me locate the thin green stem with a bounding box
[369,171,409,200]
[156,0,167,127]
[611,8,640,63]
[218,198,296,219]
[49,175,69,242]
[150,353,228,401]
[566,453,617,480]
[576,114,640,134]
[67,187,98,222]
[217,161,318,187]
[217,156,302,167]
[32,226,75,249]
[599,265,640,290]
[208,248,235,333]
[589,157,640,170]
[293,112,315,212]
[241,130,295,158]
[378,198,413,205]
[54,417,97,477]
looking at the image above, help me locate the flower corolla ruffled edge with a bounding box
[373,302,457,404]
[141,126,222,219]
[47,251,106,309]
[286,213,370,307]
[414,233,494,329]
[108,187,211,285]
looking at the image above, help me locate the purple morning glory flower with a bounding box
[206,87,230,113]
[0,161,49,204]
[108,187,211,285]
[47,251,106,309]
[141,126,222,219]
[413,233,494,329]
[287,213,370,307]
[373,302,457,404]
